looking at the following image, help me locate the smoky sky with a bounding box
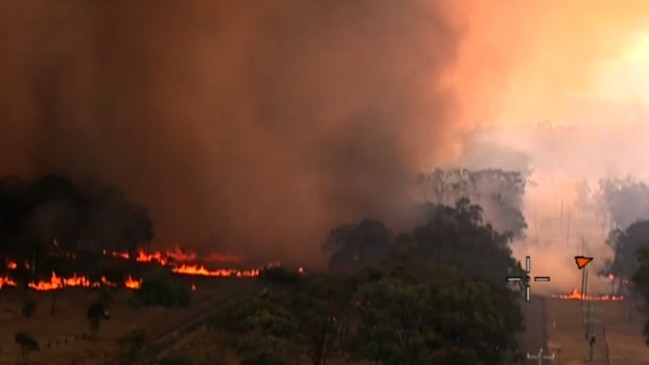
[0,1,467,266]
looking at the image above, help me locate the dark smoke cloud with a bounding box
[0,1,464,267]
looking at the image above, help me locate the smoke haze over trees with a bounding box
[417,169,528,238]
[0,174,153,272]
[598,177,649,230]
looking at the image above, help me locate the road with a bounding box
[519,295,552,363]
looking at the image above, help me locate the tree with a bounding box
[607,220,649,280]
[87,301,110,337]
[406,199,522,286]
[597,177,649,229]
[324,219,392,272]
[290,274,355,365]
[79,188,154,255]
[215,295,302,365]
[134,268,190,308]
[632,245,649,345]
[258,266,303,298]
[348,266,519,365]
[417,169,528,238]
[14,331,39,364]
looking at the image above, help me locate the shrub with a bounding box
[134,268,190,308]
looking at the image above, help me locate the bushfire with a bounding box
[1,247,289,291]
[101,247,242,265]
[0,273,142,291]
[552,288,624,301]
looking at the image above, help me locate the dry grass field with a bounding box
[0,277,257,365]
[545,297,649,365]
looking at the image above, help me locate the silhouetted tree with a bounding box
[14,331,39,364]
[134,268,190,307]
[87,301,110,337]
[417,169,528,237]
[607,220,649,279]
[598,177,649,230]
[324,219,392,272]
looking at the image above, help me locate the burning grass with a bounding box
[0,277,258,365]
[552,288,624,301]
[0,247,289,292]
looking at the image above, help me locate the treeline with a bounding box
[0,174,153,274]
[417,168,528,238]
[596,176,649,344]
[208,199,526,365]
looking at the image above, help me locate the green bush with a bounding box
[134,268,190,308]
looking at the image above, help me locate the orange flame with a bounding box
[552,288,624,301]
[0,272,142,291]
[101,247,242,266]
[2,246,283,289]
[172,264,260,277]
[123,275,142,289]
[0,277,16,288]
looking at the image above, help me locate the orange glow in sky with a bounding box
[445,0,649,128]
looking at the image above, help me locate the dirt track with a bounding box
[520,295,552,362]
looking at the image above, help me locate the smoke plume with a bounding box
[3,1,649,271]
[0,1,468,266]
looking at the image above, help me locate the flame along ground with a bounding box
[552,288,624,301]
[0,247,296,291]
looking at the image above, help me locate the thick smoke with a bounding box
[4,1,649,271]
[0,1,469,267]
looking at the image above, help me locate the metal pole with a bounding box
[580,267,587,306]
[603,325,611,365]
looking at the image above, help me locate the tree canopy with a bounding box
[214,199,525,365]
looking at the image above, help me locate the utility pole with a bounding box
[584,301,601,365]
[603,325,611,365]
[580,239,588,305]
[527,348,555,365]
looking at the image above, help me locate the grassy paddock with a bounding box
[0,277,259,365]
[546,297,649,365]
